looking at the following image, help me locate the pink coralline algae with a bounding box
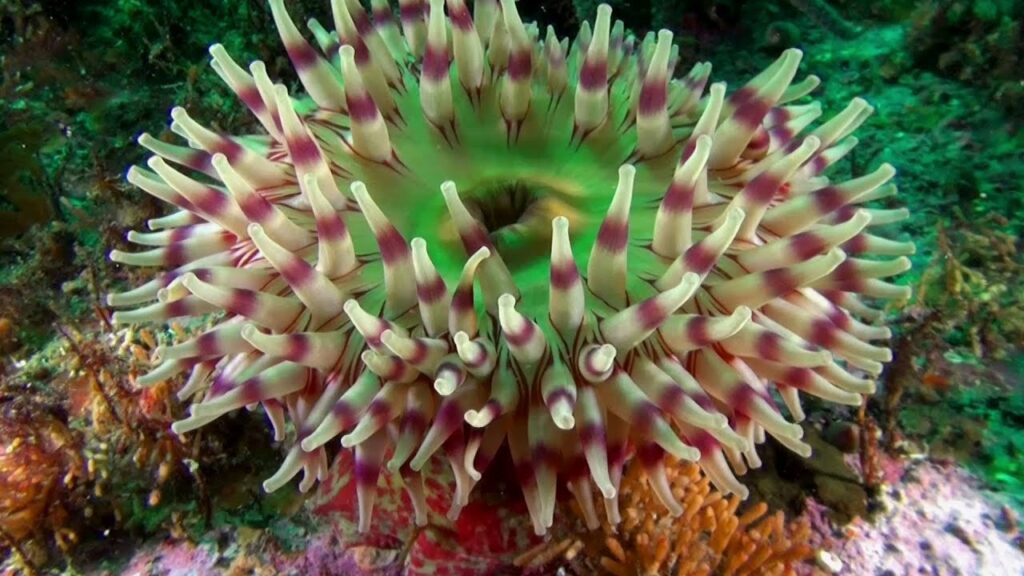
[109,0,915,535]
[803,458,1024,575]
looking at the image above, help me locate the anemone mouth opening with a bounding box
[458,177,574,268]
[462,179,540,236]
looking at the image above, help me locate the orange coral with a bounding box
[517,460,814,575]
[0,401,82,566]
[0,418,65,542]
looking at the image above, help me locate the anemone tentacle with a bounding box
[111,0,913,535]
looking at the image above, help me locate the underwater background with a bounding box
[0,0,1022,574]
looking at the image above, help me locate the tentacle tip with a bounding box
[471,246,491,261]
[850,96,871,108]
[679,446,701,461]
[440,180,458,198]
[247,222,265,237]
[145,155,165,172]
[553,413,575,430]
[464,409,493,428]
[434,378,456,396]
[408,457,426,473]
[852,208,872,224]
[826,247,847,265]
[157,287,177,303]
[679,271,701,289]
[598,484,617,500]
[497,293,516,309]
[271,83,290,100]
[179,272,201,290]
[350,180,369,197]
[239,323,259,340]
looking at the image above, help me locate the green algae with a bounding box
[899,359,1024,510]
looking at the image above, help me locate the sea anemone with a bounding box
[109,0,914,535]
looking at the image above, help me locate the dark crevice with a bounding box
[462,180,539,237]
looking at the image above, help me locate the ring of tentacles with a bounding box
[109,0,915,535]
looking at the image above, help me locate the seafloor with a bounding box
[1,0,1022,575]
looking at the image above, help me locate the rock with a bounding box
[999,504,1019,536]
[823,421,861,454]
[815,475,869,524]
[946,521,979,552]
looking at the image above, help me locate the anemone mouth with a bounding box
[454,177,579,268]
[108,0,915,539]
[464,179,540,235]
